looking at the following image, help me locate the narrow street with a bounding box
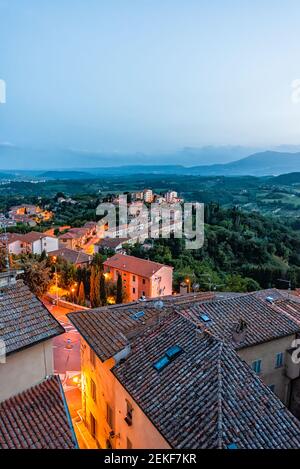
[42,298,82,420]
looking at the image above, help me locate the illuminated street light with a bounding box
[185,278,190,293]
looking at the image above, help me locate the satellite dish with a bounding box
[154,300,164,309]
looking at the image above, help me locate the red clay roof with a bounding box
[98,237,129,249]
[1,231,55,244]
[113,311,300,449]
[59,231,82,239]
[49,248,91,265]
[179,293,300,349]
[103,253,173,278]
[0,280,64,355]
[21,231,56,243]
[0,375,77,449]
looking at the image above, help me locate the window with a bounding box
[106,403,114,430]
[142,291,145,296]
[126,438,133,449]
[199,313,211,322]
[133,275,136,282]
[90,348,96,367]
[268,384,275,392]
[90,413,97,439]
[275,352,284,368]
[125,400,133,426]
[142,279,146,285]
[153,355,170,372]
[132,287,136,294]
[91,378,97,402]
[166,345,183,360]
[252,359,262,374]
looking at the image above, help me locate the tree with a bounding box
[21,259,51,297]
[0,247,7,271]
[116,274,123,304]
[100,273,107,306]
[77,281,86,306]
[90,266,100,307]
[40,250,47,262]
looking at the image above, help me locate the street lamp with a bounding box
[185,278,190,293]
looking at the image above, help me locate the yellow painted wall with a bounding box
[238,334,296,404]
[80,338,170,449]
[0,339,54,402]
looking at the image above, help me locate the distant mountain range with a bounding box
[35,151,300,178]
[187,151,300,177]
[0,144,258,170]
[0,144,299,177]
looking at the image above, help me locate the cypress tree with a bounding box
[90,266,96,307]
[100,273,107,306]
[116,274,123,304]
[77,281,85,306]
[94,270,101,307]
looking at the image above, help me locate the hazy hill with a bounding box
[1,144,300,177]
[270,172,300,185]
[40,170,94,179]
[189,151,300,176]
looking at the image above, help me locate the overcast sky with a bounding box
[1,0,300,154]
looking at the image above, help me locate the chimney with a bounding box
[113,343,131,364]
[232,319,247,344]
[0,269,21,287]
[195,325,205,339]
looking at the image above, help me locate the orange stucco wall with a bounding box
[104,266,173,302]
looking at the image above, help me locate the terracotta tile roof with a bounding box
[253,288,288,301]
[103,253,173,278]
[59,231,82,240]
[0,233,24,245]
[0,231,55,245]
[48,248,91,265]
[22,231,56,243]
[178,293,300,349]
[84,221,97,228]
[68,292,214,361]
[68,293,300,448]
[68,292,300,362]
[113,312,300,449]
[98,237,129,249]
[0,280,64,355]
[68,227,89,235]
[0,375,77,449]
[272,298,300,326]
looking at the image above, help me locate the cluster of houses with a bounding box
[0,204,53,228]
[3,262,300,449]
[0,221,100,267]
[3,194,300,449]
[58,222,99,253]
[113,189,183,205]
[8,204,53,226]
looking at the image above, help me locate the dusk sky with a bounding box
[1,0,300,154]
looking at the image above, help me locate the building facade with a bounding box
[103,254,173,302]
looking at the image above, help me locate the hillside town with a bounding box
[1,187,300,450]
